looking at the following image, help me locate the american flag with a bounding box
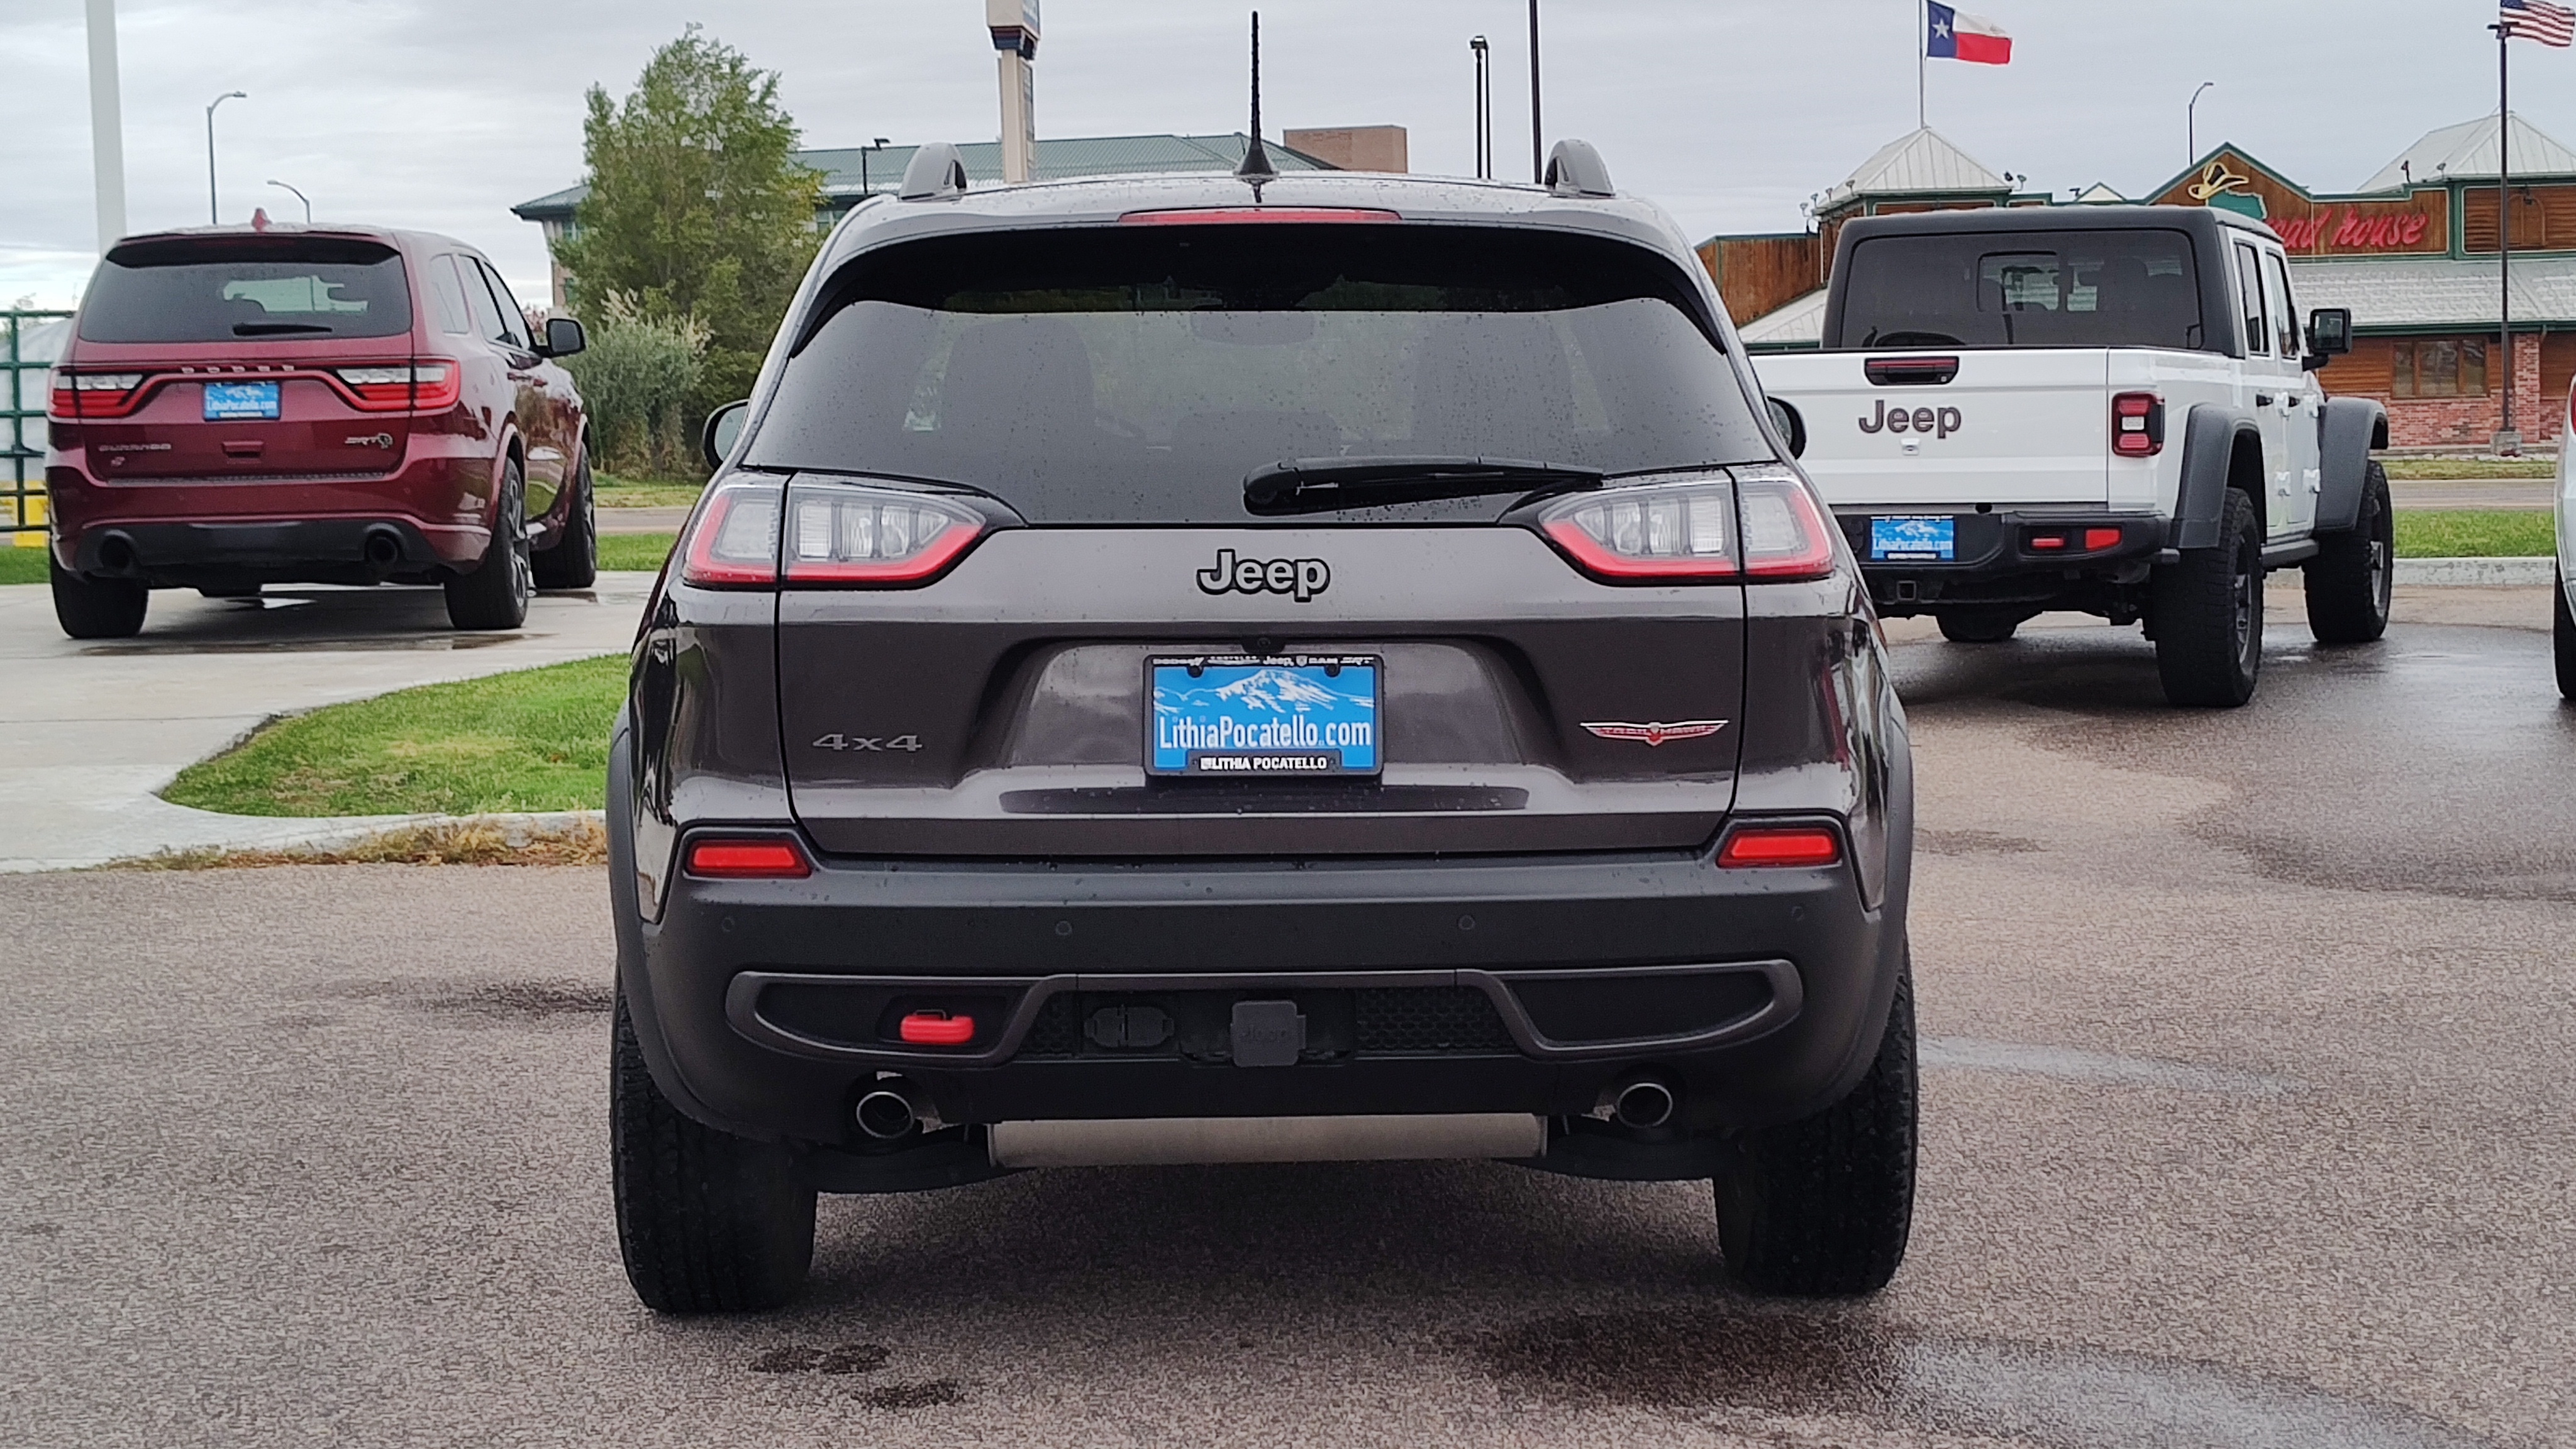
[2501,0,2575,46]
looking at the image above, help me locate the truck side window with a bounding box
[2262,252,2300,360]
[2234,243,2269,356]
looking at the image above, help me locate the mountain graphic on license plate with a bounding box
[1870,515,1955,562]
[1149,655,1380,777]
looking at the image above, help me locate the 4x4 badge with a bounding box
[1196,548,1330,603]
[1582,719,1728,746]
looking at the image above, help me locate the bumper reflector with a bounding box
[1718,825,1843,868]
[897,1011,976,1046]
[683,838,812,879]
[2084,527,2123,552]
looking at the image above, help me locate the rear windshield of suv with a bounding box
[79,237,413,343]
[1833,228,2204,352]
[746,225,1772,523]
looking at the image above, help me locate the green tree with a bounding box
[553,26,823,421]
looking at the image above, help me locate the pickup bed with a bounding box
[1755,206,2392,706]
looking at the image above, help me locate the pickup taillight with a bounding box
[2112,392,2165,458]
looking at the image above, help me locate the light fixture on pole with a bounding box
[1526,0,1543,182]
[860,137,892,196]
[204,90,246,226]
[266,179,310,223]
[2187,80,2214,166]
[1469,36,1491,179]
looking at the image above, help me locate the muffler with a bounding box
[987,1113,1545,1169]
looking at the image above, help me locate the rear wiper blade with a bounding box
[1243,456,1601,516]
[233,322,335,335]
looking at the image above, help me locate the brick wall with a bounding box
[2332,333,2550,448]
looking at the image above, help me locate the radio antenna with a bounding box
[1235,11,1277,180]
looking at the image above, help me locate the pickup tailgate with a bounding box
[1756,348,2111,508]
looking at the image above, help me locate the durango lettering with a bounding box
[1857,401,1962,440]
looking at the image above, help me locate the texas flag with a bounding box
[1927,3,2013,64]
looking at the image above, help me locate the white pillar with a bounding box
[86,0,127,250]
[987,0,1040,184]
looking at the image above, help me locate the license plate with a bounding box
[1148,654,1381,777]
[203,381,279,421]
[1870,515,1955,562]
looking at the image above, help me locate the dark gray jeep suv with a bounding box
[609,142,1917,1313]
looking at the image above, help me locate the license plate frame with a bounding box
[203,380,280,422]
[1146,653,1382,779]
[1869,515,1955,562]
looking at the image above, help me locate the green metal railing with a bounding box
[6,310,74,545]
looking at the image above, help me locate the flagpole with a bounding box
[1918,0,1927,130]
[2494,19,2514,447]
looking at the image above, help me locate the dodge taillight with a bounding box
[782,479,989,586]
[679,480,784,587]
[50,371,147,419]
[335,360,460,412]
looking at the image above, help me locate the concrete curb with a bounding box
[2396,557,2557,587]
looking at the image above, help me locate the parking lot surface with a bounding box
[3,591,2569,1448]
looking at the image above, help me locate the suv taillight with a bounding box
[782,479,989,586]
[335,361,459,412]
[50,370,147,419]
[2112,392,2164,457]
[679,480,784,587]
[1537,468,1837,584]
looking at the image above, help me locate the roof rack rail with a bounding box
[900,142,969,202]
[1544,140,1614,199]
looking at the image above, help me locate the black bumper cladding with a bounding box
[1835,509,2165,611]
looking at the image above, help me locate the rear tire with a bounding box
[443,462,532,631]
[2151,487,2263,708]
[2303,460,2392,645]
[1936,608,2023,643]
[50,553,148,640]
[532,451,597,591]
[2555,568,2575,702]
[1714,958,1917,1296]
[611,986,816,1314]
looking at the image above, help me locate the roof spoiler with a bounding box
[900,142,969,202]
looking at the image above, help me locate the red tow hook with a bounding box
[897,1011,976,1046]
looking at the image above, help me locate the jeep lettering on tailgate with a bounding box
[1858,401,1962,439]
[1195,548,1331,603]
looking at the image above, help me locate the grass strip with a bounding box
[595,472,708,508]
[2379,458,2556,480]
[2392,510,2557,559]
[598,531,677,572]
[164,654,627,817]
[113,819,609,870]
[0,545,44,586]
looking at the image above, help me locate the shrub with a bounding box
[562,291,709,477]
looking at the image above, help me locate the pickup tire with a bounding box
[611,987,816,1314]
[2555,567,2575,702]
[2302,461,2392,645]
[1713,957,1916,1296]
[443,462,532,631]
[50,553,148,640]
[1938,608,2024,643]
[2151,487,2262,708]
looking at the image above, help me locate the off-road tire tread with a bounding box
[532,452,597,591]
[2151,487,2262,708]
[611,990,816,1314]
[2304,461,2392,645]
[2555,567,2575,702]
[50,553,148,639]
[1714,960,1917,1296]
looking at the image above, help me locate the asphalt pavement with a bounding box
[2,589,2570,1447]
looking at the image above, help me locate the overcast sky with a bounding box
[6,1,2573,308]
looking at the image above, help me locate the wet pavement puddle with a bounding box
[1472,1307,2489,1448]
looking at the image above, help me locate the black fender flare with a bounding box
[2312,396,2389,533]
[2171,404,2263,550]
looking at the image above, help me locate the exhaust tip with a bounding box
[854,1086,919,1141]
[97,532,138,574]
[1612,1079,1676,1130]
[362,528,403,568]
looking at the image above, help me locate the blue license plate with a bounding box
[1148,655,1381,777]
[203,381,279,421]
[1870,515,1955,562]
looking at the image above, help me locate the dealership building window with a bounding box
[2390,339,2487,398]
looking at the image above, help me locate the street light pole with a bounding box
[860,136,891,197]
[85,0,126,250]
[1526,0,1542,182]
[266,179,311,223]
[2188,80,2214,167]
[204,90,245,226]
[1469,36,1490,180]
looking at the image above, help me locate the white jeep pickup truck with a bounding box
[1754,206,2392,707]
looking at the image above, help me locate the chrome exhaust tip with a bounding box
[1612,1079,1677,1130]
[854,1086,919,1140]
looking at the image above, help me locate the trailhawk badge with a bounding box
[1582,719,1729,746]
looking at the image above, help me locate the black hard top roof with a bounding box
[1836,204,2275,245]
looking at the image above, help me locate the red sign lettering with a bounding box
[2277,208,2427,253]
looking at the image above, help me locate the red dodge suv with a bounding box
[43,225,594,638]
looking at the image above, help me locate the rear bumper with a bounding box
[64,516,476,587]
[609,814,1909,1163]
[1833,509,2165,614]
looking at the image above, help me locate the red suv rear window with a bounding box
[80,237,413,345]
